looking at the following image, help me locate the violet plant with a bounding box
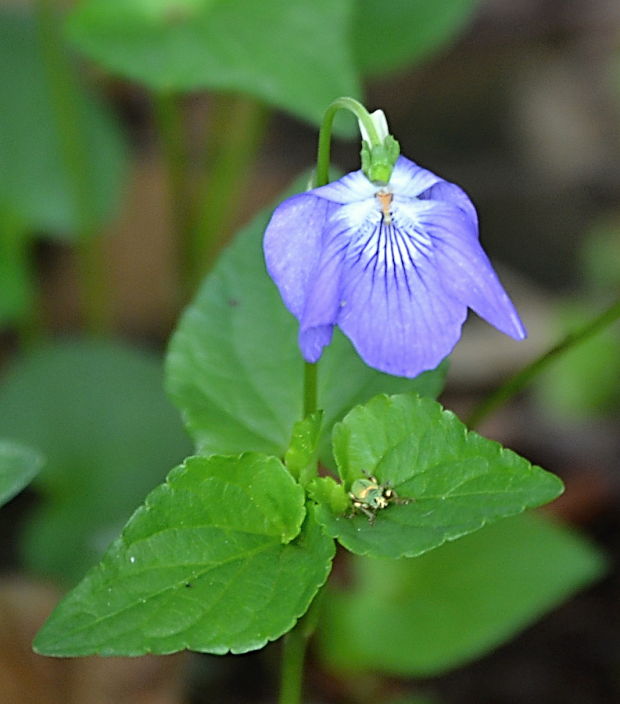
[2,1,617,702]
[33,97,593,703]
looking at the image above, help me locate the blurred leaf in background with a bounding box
[535,218,620,419]
[66,0,360,128]
[0,339,191,584]
[535,303,620,419]
[352,0,479,76]
[580,217,620,294]
[318,512,605,677]
[0,440,42,508]
[0,9,126,238]
[65,0,482,130]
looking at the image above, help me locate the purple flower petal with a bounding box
[263,159,526,378]
[390,156,444,198]
[263,193,336,319]
[335,215,467,377]
[299,325,334,363]
[410,199,527,340]
[312,169,376,204]
[298,217,352,361]
[419,179,479,229]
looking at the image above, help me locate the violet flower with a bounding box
[263,154,526,379]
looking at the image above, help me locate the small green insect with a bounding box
[347,472,411,524]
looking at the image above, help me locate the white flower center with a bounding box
[376,189,393,224]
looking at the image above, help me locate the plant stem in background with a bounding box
[152,90,195,303]
[155,93,267,297]
[35,0,112,335]
[0,210,43,346]
[191,94,268,287]
[467,297,620,428]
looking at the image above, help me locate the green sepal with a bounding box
[361,135,400,184]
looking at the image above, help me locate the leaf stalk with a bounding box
[467,297,620,428]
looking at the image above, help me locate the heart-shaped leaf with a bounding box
[165,177,447,466]
[318,512,605,676]
[313,393,564,558]
[34,453,335,656]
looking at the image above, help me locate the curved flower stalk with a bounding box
[264,110,526,379]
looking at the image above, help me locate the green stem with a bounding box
[276,359,318,704]
[152,91,194,300]
[302,100,376,422]
[315,97,380,187]
[278,591,324,704]
[191,94,268,286]
[278,627,307,704]
[35,0,111,335]
[303,99,377,420]
[278,99,372,704]
[302,100,374,428]
[303,362,318,417]
[467,297,620,428]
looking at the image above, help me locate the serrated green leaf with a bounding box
[352,0,479,76]
[0,339,191,583]
[318,353,447,467]
[34,453,335,657]
[285,411,323,486]
[165,176,447,467]
[318,512,605,676]
[0,10,126,237]
[67,0,360,130]
[313,393,563,558]
[0,440,43,508]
